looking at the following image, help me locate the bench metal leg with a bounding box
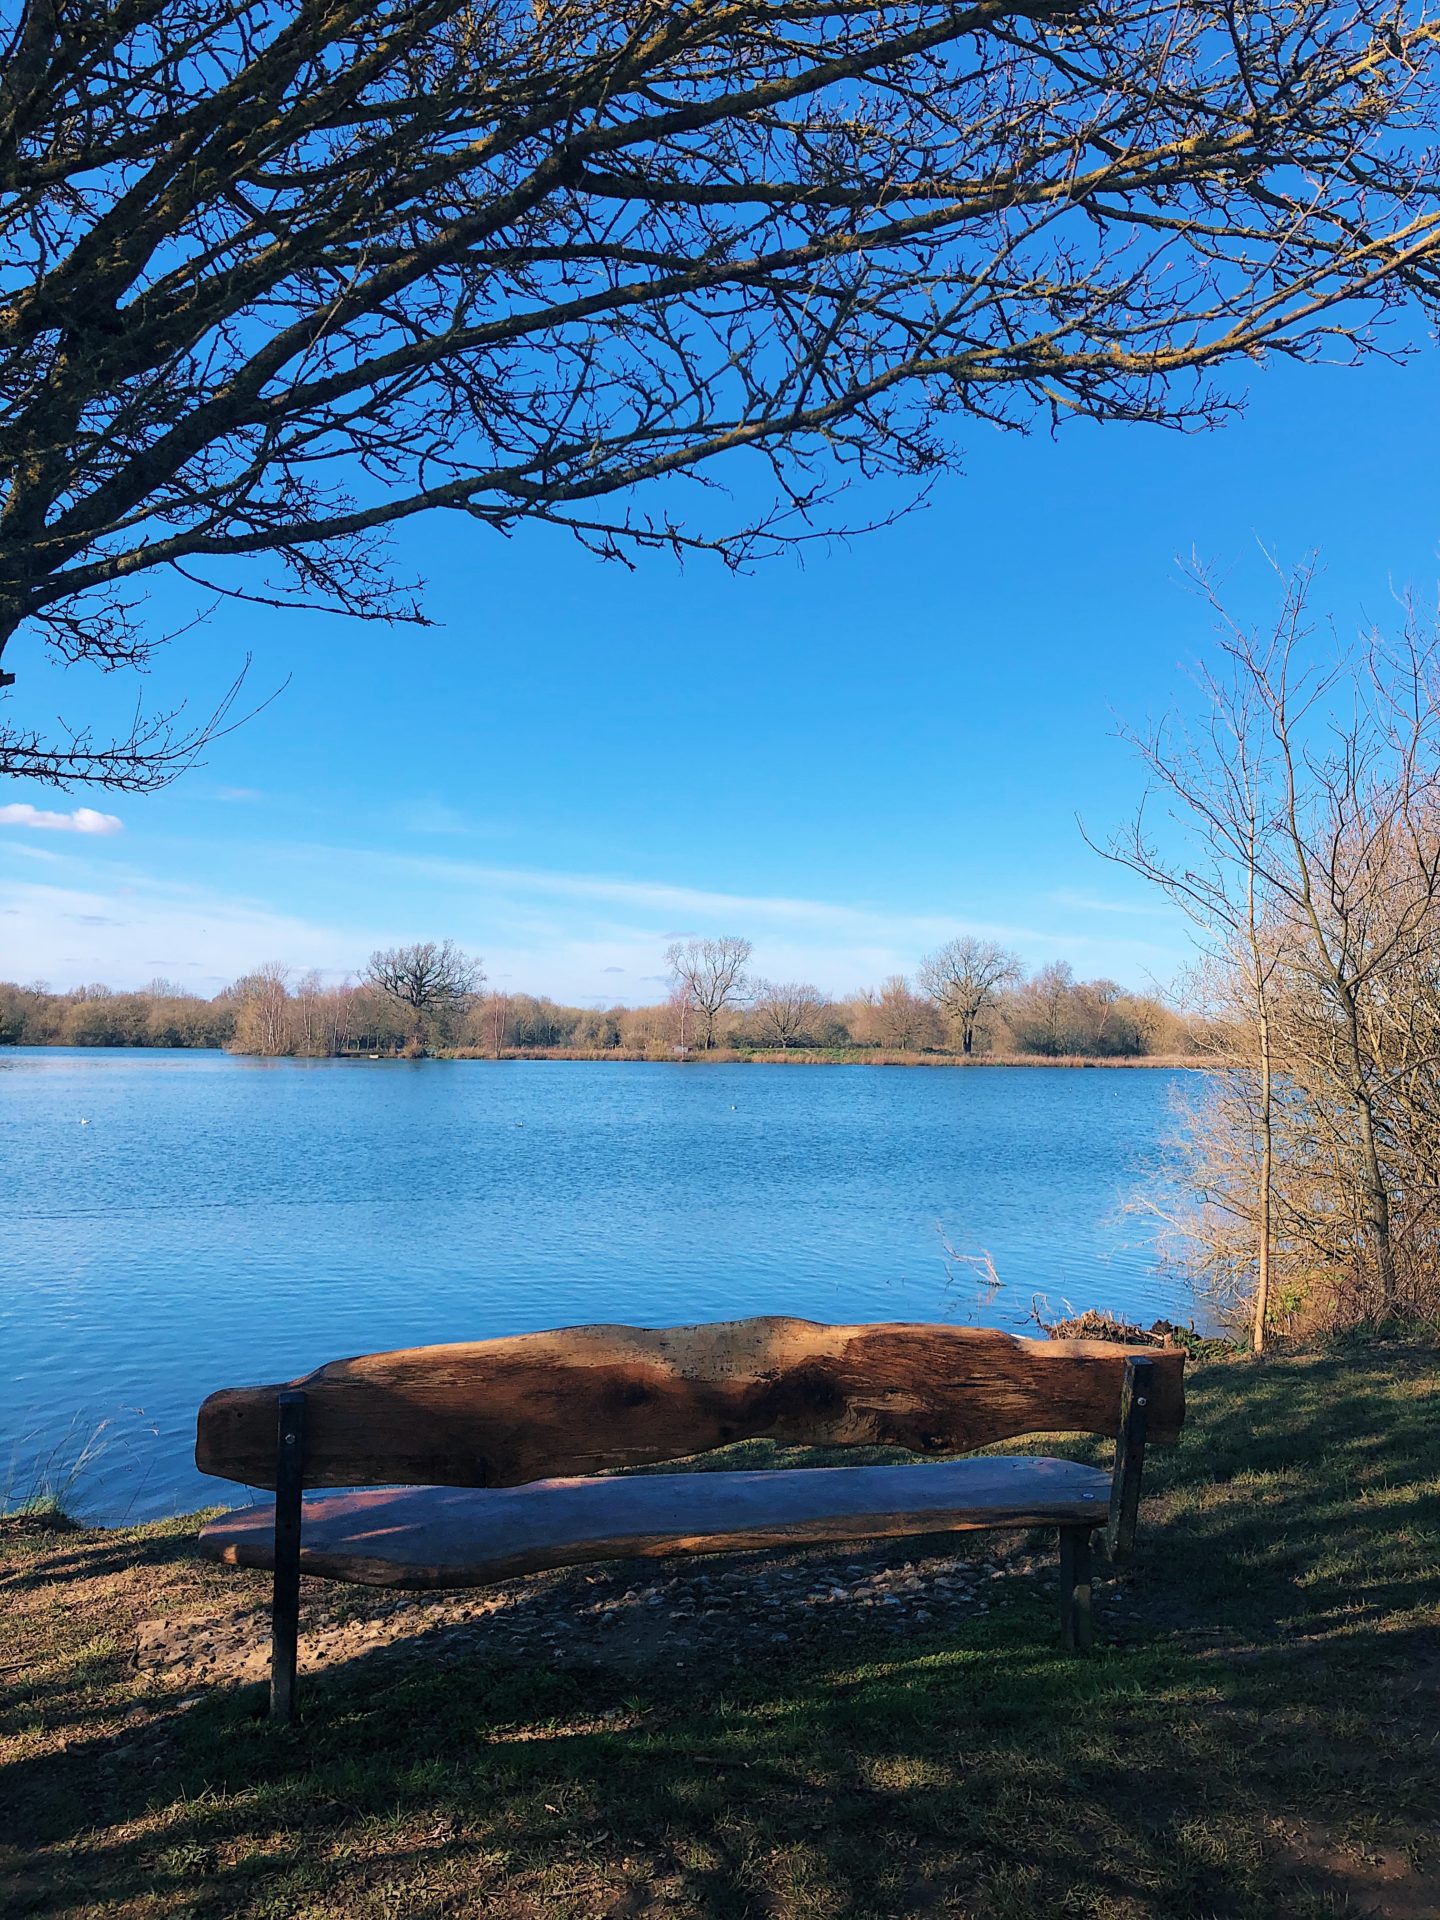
[1059,1526,1094,1653]
[1106,1356,1152,1567]
[270,1391,306,1723]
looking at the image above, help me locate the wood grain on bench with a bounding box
[199,1456,1115,1588]
[195,1316,1184,1492]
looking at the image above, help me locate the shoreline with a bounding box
[5,1042,1210,1067]
[431,1048,1207,1069]
[2,1044,1221,1075]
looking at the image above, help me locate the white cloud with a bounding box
[346,853,1190,1000]
[1047,888,1172,919]
[0,835,1194,1002]
[0,875,375,992]
[396,852,987,940]
[0,803,123,836]
[2,841,64,863]
[389,851,1091,955]
[391,797,514,838]
[397,798,469,835]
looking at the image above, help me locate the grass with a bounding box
[2,1347,1438,1919]
[2,1412,135,1523]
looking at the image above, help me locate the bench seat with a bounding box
[199,1455,1113,1590]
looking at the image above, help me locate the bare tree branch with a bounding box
[6,0,1440,785]
[665,936,752,1049]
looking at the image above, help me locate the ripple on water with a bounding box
[0,1050,1199,1522]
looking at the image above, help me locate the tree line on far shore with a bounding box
[0,936,1202,1061]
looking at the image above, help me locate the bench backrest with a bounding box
[195,1316,1186,1492]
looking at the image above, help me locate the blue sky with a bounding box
[2,339,1438,1003]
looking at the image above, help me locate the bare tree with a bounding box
[1257,616,1440,1315]
[1099,562,1440,1340]
[751,980,828,1050]
[228,960,294,1055]
[1094,622,1290,1350]
[292,968,325,1057]
[8,1,1440,787]
[666,980,697,1054]
[918,937,1021,1055]
[1004,961,1080,1057]
[365,939,482,1042]
[664,937,751,1050]
[866,974,942,1052]
[472,990,511,1058]
[328,980,358,1057]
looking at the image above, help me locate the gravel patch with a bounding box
[134,1533,1081,1690]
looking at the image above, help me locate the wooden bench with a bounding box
[195,1316,1185,1720]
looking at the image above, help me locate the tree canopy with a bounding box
[365,940,482,1025]
[5,0,1440,786]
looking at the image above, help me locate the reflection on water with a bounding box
[1,1049,1198,1522]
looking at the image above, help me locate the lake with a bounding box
[1,1049,1202,1524]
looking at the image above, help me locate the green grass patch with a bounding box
[2,1350,1438,1918]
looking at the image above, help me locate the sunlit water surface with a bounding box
[1,1050,1202,1522]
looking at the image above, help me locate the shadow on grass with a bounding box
[0,1524,210,1598]
[3,1350,1438,1920]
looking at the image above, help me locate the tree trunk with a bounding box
[1355,1082,1398,1308]
[1253,996,1273,1355]
[1335,982,1398,1308]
